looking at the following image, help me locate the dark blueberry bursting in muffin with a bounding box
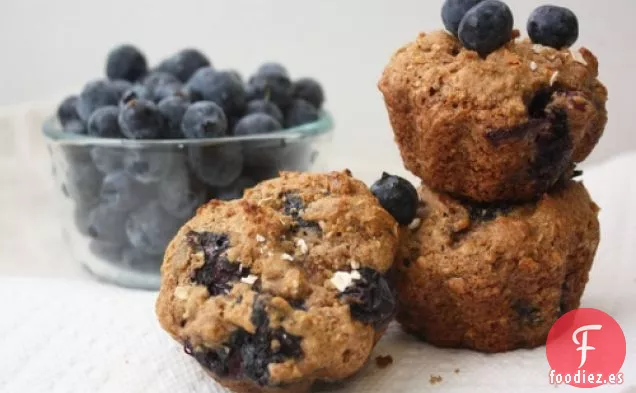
[250,298,270,328]
[512,300,544,326]
[527,5,579,49]
[464,200,514,222]
[282,192,322,233]
[340,268,396,330]
[282,192,304,218]
[485,89,573,195]
[185,340,240,378]
[287,298,307,311]
[188,231,249,296]
[530,109,571,189]
[239,327,303,385]
[185,297,303,386]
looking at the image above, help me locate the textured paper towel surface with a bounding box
[1,154,636,393]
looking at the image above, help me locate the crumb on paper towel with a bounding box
[375,355,393,369]
[430,375,443,385]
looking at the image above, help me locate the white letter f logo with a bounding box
[572,324,603,368]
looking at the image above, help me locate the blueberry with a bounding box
[370,172,418,225]
[118,99,167,139]
[457,0,513,57]
[466,201,513,222]
[142,72,183,102]
[181,101,228,139]
[256,63,290,78]
[527,5,578,49]
[57,95,81,127]
[245,100,284,124]
[87,106,123,138]
[89,146,125,174]
[87,203,129,244]
[106,45,148,82]
[157,96,189,138]
[291,78,325,109]
[234,113,282,136]
[154,81,186,103]
[282,192,321,233]
[65,163,103,206]
[184,292,303,385]
[340,268,396,330]
[239,328,302,385]
[188,144,243,187]
[158,161,207,219]
[282,193,304,218]
[214,176,256,201]
[100,171,149,211]
[186,69,246,115]
[123,148,175,184]
[111,80,133,96]
[513,300,543,325]
[156,49,211,82]
[246,68,293,110]
[142,71,181,91]
[120,84,151,107]
[187,326,302,385]
[186,342,238,379]
[122,248,163,272]
[64,121,87,135]
[184,67,215,94]
[126,201,182,255]
[188,231,249,295]
[89,240,125,262]
[285,99,319,128]
[250,299,269,327]
[77,80,124,122]
[441,0,485,36]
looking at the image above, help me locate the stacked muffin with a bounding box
[378,1,607,352]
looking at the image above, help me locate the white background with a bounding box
[1,0,635,173]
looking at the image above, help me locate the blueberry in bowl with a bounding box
[42,44,333,290]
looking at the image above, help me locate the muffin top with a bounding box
[379,30,607,162]
[156,170,399,387]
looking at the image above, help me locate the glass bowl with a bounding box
[42,113,333,289]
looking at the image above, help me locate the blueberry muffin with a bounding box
[379,30,607,202]
[397,179,599,352]
[156,170,399,393]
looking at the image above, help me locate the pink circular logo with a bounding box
[546,308,626,388]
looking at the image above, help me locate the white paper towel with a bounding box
[1,153,636,393]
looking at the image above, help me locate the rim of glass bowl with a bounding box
[42,110,333,146]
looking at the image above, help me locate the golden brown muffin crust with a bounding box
[397,180,600,352]
[379,30,608,202]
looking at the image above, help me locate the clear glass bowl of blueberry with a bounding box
[43,45,333,289]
